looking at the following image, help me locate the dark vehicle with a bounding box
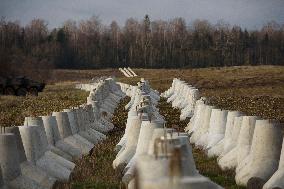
[0,77,5,95]
[0,76,45,96]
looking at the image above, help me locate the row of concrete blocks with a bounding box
[0,78,125,189]
[76,77,119,93]
[119,67,138,78]
[115,79,162,155]
[75,77,111,91]
[161,78,200,121]
[163,79,284,189]
[113,78,223,189]
[119,79,161,112]
[125,86,160,110]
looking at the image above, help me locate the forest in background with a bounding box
[0,15,284,80]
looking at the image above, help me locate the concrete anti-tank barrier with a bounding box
[41,115,83,159]
[0,77,124,188]
[52,111,92,155]
[190,105,214,145]
[263,135,284,189]
[24,117,76,170]
[235,119,283,187]
[217,116,243,170]
[206,109,228,150]
[19,125,74,182]
[5,126,57,189]
[207,111,243,158]
[113,112,142,170]
[129,132,223,189]
[122,115,166,184]
[162,78,284,189]
[0,133,47,189]
[114,79,223,189]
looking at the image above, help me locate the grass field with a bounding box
[0,65,283,188]
[120,66,284,123]
[0,82,89,127]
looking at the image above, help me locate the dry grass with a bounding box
[0,82,89,127]
[1,65,283,189]
[48,69,122,83]
[120,65,284,123]
[45,65,284,125]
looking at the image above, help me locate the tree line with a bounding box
[0,15,284,78]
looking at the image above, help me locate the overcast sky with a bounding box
[1,0,284,29]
